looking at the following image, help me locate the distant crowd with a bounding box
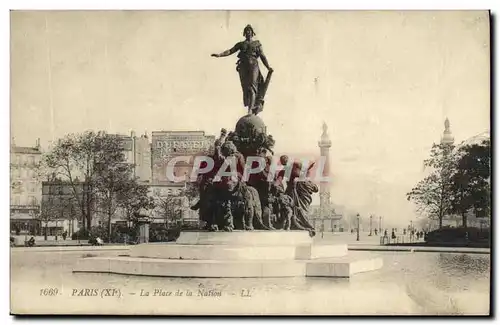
[350,227,427,240]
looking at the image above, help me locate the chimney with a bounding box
[36,138,40,149]
[131,130,136,138]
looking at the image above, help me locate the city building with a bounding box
[150,130,215,225]
[149,183,193,226]
[10,138,43,234]
[114,131,152,183]
[151,130,215,184]
[40,179,83,236]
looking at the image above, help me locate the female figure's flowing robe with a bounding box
[286,180,318,234]
[279,161,318,236]
[236,40,265,109]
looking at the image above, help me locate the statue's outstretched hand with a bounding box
[211,54,219,58]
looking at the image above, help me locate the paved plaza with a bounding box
[10,246,490,315]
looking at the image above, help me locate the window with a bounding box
[29,156,35,165]
[29,196,37,205]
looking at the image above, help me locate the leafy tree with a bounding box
[38,193,58,240]
[94,161,134,241]
[449,139,491,228]
[43,131,127,231]
[180,182,199,207]
[407,143,456,229]
[117,180,156,229]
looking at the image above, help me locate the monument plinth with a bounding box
[74,231,382,278]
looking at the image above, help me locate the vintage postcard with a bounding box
[10,10,491,315]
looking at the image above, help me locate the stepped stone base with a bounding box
[75,255,382,278]
[73,231,382,278]
[129,243,348,260]
[175,230,313,246]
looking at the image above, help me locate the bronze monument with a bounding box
[193,24,316,236]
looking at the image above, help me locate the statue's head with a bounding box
[243,24,256,39]
[220,128,227,136]
[280,155,289,165]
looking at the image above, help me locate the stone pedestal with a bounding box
[74,231,383,278]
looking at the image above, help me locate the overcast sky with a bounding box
[10,10,490,226]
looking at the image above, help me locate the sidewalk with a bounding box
[347,245,490,254]
[11,245,130,253]
[314,232,388,245]
[314,232,490,254]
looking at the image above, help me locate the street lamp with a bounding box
[24,222,28,242]
[369,215,373,236]
[379,216,382,233]
[356,214,360,241]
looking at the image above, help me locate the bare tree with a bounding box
[155,194,182,228]
[43,131,127,231]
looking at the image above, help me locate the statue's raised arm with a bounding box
[211,24,273,115]
[211,43,241,58]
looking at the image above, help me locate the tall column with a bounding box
[318,122,332,220]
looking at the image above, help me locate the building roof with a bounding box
[11,146,41,155]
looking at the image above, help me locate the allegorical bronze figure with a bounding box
[211,24,273,115]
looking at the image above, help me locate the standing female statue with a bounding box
[211,24,273,115]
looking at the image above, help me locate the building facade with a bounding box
[10,138,43,234]
[151,130,215,184]
[150,131,215,226]
[114,131,152,183]
[40,179,83,236]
